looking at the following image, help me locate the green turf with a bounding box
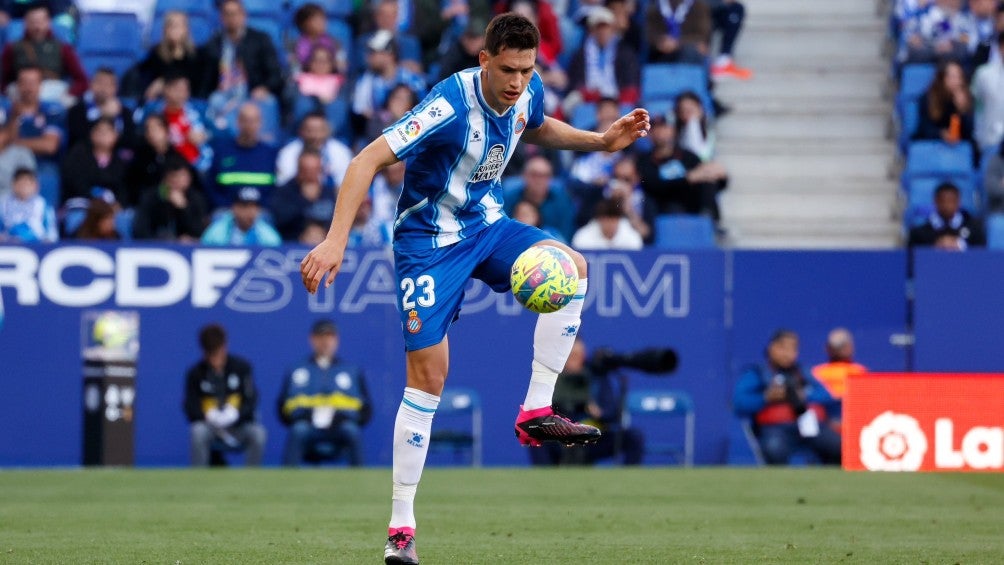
[1,468,1002,564]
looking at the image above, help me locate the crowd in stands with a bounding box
[892,0,1004,249]
[0,0,751,249]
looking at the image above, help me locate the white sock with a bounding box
[523,278,588,411]
[714,54,732,67]
[389,387,439,529]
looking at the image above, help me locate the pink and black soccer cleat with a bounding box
[514,405,601,447]
[384,527,419,564]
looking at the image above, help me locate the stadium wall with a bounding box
[0,245,994,467]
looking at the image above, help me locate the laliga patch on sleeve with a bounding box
[389,96,456,149]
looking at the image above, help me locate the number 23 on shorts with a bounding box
[400,275,436,309]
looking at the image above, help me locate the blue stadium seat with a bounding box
[986,214,1004,249]
[570,102,597,130]
[655,214,717,249]
[327,18,354,67]
[641,63,713,116]
[81,54,139,81]
[897,99,919,154]
[904,176,979,226]
[898,63,937,103]
[624,390,695,466]
[77,13,143,59]
[557,16,583,69]
[243,0,285,19]
[154,0,215,18]
[904,141,974,179]
[288,0,355,19]
[36,161,61,208]
[427,388,482,467]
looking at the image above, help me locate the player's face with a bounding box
[479,47,537,113]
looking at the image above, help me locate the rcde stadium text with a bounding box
[0,247,690,317]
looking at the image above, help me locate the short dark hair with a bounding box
[163,73,189,86]
[594,198,624,218]
[934,181,960,198]
[768,329,799,345]
[298,147,323,162]
[484,13,540,56]
[294,3,324,30]
[163,154,191,174]
[12,167,36,182]
[300,111,328,128]
[93,66,117,78]
[199,323,227,353]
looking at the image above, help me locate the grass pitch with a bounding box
[1,467,1002,564]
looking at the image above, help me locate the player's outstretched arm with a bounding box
[300,136,399,294]
[522,108,650,152]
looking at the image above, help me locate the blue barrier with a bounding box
[1,244,996,467]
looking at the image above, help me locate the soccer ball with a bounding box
[510,245,579,314]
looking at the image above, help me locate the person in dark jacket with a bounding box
[184,323,267,467]
[278,319,372,466]
[197,0,283,101]
[909,181,986,250]
[136,11,205,103]
[565,7,640,106]
[60,118,130,206]
[268,148,335,241]
[913,60,977,164]
[733,329,842,466]
[0,4,88,98]
[132,155,208,241]
[125,114,200,199]
[66,67,137,151]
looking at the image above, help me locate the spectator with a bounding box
[296,45,346,106]
[645,0,712,65]
[969,0,998,61]
[913,61,976,160]
[0,1,73,21]
[276,112,353,187]
[6,65,63,176]
[73,197,121,240]
[369,159,404,231]
[606,0,644,53]
[350,30,427,126]
[811,328,867,429]
[495,0,562,67]
[198,0,283,116]
[298,217,329,245]
[0,4,88,101]
[356,0,423,74]
[346,195,392,248]
[183,323,267,467]
[708,0,752,79]
[278,319,372,467]
[565,7,640,108]
[604,156,656,244]
[674,91,716,161]
[66,67,137,151]
[0,116,35,200]
[529,338,646,466]
[636,115,725,221]
[125,114,194,198]
[136,11,204,103]
[972,34,1004,154]
[900,0,975,64]
[503,156,575,241]
[733,329,842,466]
[364,83,418,144]
[156,74,213,173]
[568,98,624,194]
[0,167,56,242]
[512,199,566,243]
[207,101,278,210]
[270,148,335,240]
[986,141,1004,212]
[293,2,348,74]
[972,1,1004,67]
[201,185,282,246]
[60,118,129,206]
[908,181,986,249]
[571,198,644,250]
[436,18,486,81]
[132,155,208,242]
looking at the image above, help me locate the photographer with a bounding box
[529,338,677,466]
[733,329,841,465]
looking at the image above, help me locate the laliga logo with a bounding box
[859,411,928,472]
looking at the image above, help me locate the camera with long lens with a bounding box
[591,347,679,375]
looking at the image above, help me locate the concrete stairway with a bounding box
[713,0,901,248]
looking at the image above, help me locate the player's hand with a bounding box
[602,108,650,152]
[300,237,345,294]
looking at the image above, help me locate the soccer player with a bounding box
[299,13,649,565]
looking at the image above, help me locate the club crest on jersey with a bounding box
[469,144,506,183]
[514,112,527,134]
[406,310,422,334]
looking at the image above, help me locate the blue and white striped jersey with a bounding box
[383,68,545,251]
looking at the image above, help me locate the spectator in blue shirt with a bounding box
[269,148,335,241]
[503,156,575,241]
[207,102,278,211]
[7,65,63,169]
[351,30,427,126]
[0,167,56,242]
[201,185,282,246]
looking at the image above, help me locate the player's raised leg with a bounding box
[385,339,448,565]
[515,240,601,447]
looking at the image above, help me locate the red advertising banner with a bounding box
[844,373,1004,472]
